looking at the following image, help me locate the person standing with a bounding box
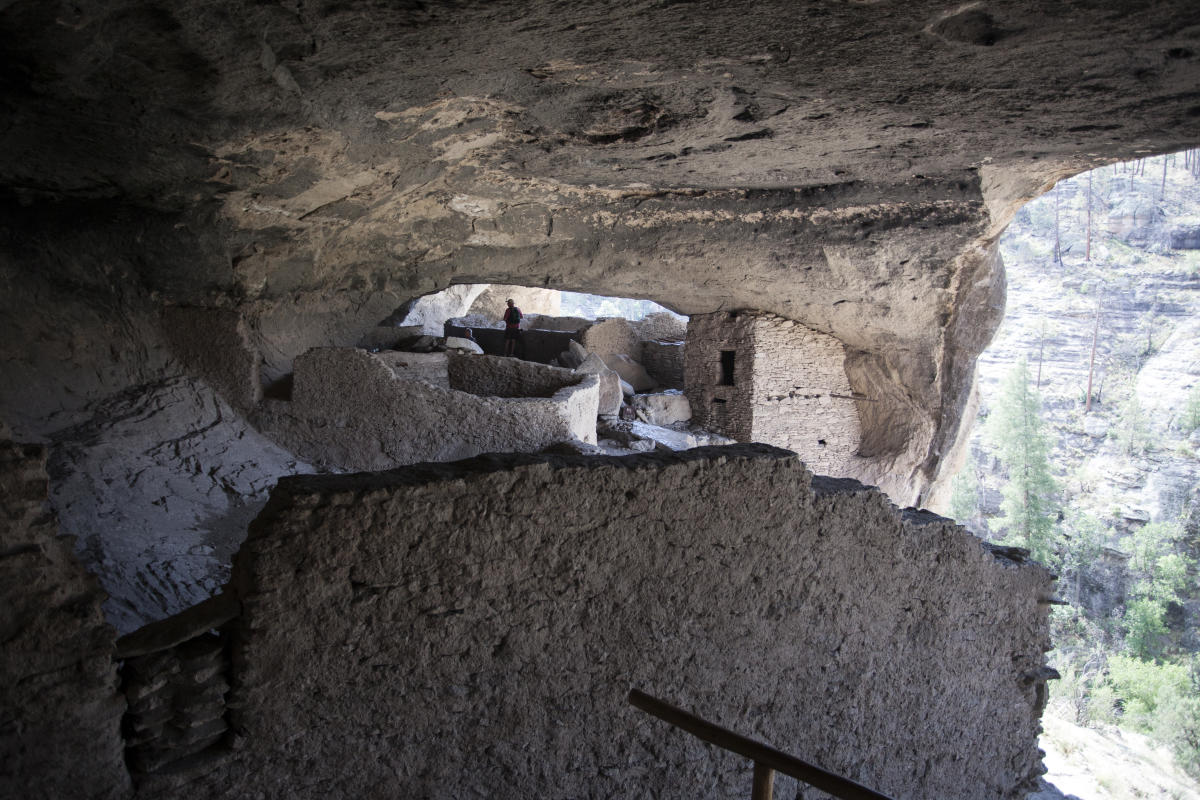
[502,298,522,357]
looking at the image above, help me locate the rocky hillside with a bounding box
[961,153,1200,630]
[944,152,1200,790]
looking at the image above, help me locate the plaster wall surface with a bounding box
[160,307,262,412]
[447,351,583,398]
[255,348,598,471]
[191,445,1054,800]
[0,441,129,800]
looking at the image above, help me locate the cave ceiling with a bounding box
[3,0,1200,499]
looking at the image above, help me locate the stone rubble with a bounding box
[632,389,692,426]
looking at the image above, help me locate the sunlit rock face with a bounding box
[3,0,1200,505]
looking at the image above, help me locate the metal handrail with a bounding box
[628,689,897,800]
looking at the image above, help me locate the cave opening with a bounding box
[936,150,1200,795]
[5,2,1200,796]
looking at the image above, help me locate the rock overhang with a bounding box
[3,0,1200,500]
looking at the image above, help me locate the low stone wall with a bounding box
[175,445,1052,800]
[448,352,584,398]
[255,348,598,470]
[444,320,582,364]
[0,441,129,800]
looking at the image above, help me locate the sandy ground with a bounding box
[1039,710,1200,800]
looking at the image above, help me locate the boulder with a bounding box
[559,346,584,369]
[600,353,656,393]
[574,353,622,416]
[632,390,692,426]
[1082,415,1108,438]
[445,336,484,354]
[569,339,589,364]
[619,378,635,397]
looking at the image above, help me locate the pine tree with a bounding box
[984,359,1061,564]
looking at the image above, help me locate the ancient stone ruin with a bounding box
[4,442,1054,800]
[685,311,862,477]
[255,348,599,470]
[4,1,1200,798]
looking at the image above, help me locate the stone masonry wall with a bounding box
[0,441,129,800]
[684,311,757,440]
[640,340,684,389]
[635,312,687,343]
[174,445,1053,800]
[750,313,862,476]
[255,348,598,471]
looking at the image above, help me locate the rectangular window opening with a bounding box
[719,350,736,386]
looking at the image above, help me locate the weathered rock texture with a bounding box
[157,445,1057,800]
[47,378,313,634]
[119,626,233,792]
[256,348,598,470]
[468,284,563,320]
[0,441,129,800]
[8,0,1200,506]
[687,311,863,480]
[161,307,262,412]
[397,284,489,335]
[582,317,641,358]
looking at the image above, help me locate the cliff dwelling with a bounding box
[3,2,1200,799]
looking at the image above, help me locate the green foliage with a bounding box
[1107,654,1190,730]
[1119,522,1193,659]
[983,359,1061,563]
[1052,650,1200,779]
[1158,688,1200,780]
[1180,384,1200,434]
[1111,392,1155,455]
[1122,522,1191,601]
[948,467,978,525]
[1124,598,1169,660]
[1060,510,1107,605]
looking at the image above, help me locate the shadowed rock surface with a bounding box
[211,446,1053,799]
[0,4,1198,796]
[3,1,1200,503]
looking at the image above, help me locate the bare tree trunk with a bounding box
[1085,300,1101,413]
[1086,171,1093,262]
[1036,320,1046,390]
[1161,155,1169,200]
[1053,184,1063,266]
